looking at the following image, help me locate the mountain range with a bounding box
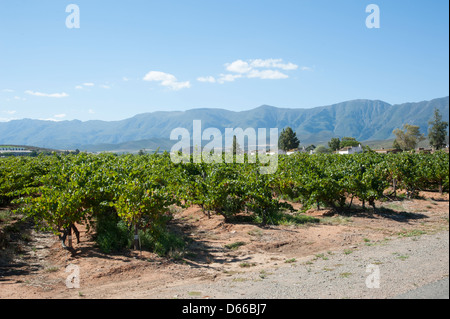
[0,97,448,151]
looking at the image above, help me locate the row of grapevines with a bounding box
[275,150,449,210]
[1,150,448,252]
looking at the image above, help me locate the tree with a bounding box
[340,137,361,148]
[315,145,332,154]
[328,138,341,151]
[428,108,449,150]
[232,135,242,155]
[393,124,425,151]
[278,127,300,152]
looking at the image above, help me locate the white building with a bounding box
[267,149,286,156]
[338,144,363,155]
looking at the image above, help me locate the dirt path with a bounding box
[0,191,448,299]
[152,230,449,299]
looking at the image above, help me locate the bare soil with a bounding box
[0,191,448,299]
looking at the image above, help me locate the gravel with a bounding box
[158,231,449,299]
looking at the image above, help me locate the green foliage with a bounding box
[232,135,242,155]
[138,226,185,257]
[393,124,426,151]
[428,108,449,150]
[315,145,332,154]
[328,138,341,151]
[95,212,133,253]
[3,149,448,256]
[340,137,361,148]
[305,145,316,152]
[278,127,300,152]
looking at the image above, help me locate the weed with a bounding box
[259,270,272,279]
[314,253,329,260]
[233,277,248,282]
[393,252,409,261]
[285,258,296,263]
[225,242,246,250]
[188,291,202,297]
[247,229,263,237]
[0,210,14,224]
[320,216,352,225]
[398,229,426,238]
[44,266,59,273]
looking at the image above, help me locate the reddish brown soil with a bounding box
[0,191,448,299]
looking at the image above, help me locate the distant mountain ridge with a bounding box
[0,97,448,150]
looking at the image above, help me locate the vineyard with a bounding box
[0,151,448,256]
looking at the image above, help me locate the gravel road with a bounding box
[155,231,449,299]
[393,278,449,299]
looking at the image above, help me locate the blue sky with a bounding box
[0,0,448,122]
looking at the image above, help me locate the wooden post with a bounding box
[134,224,140,251]
[262,209,267,226]
[349,195,354,209]
[393,178,397,197]
[67,225,73,248]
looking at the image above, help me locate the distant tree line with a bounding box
[278,108,448,154]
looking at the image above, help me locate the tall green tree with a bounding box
[315,145,332,154]
[393,124,425,151]
[278,127,300,152]
[428,108,449,150]
[340,137,361,148]
[328,138,341,151]
[232,135,242,155]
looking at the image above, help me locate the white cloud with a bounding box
[40,114,67,122]
[205,58,298,84]
[143,71,191,90]
[25,90,69,98]
[75,83,94,89]
[88,109,95,114]
[123,77,130,82]
[225,60,253,74]
[41,118,62,122]
[1,89,14,93]
[1,111,16,119]
[247,69,289,80]
[76,83,110,90]
[217,74,243,84]
[197,76,216,83]
[249,59,298,71]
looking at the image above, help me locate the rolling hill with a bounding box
[0,97,448,151]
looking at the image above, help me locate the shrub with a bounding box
[95,213,133,253]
